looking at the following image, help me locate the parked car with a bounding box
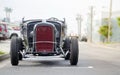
[10,17,79,66]
[80,35,87,42]
[8,26,21,39]
[0,22,8,40]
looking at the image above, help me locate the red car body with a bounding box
[0,22,8,40]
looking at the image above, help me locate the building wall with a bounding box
[102,11,120,42]
[86,10,120,43]
[111,18,120,42]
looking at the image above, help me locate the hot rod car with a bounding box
[10,17,79,66]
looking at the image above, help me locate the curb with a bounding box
[0,54,10,61]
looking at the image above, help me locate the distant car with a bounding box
[8,26,21,39]
[80,35,87,42]
[0,22,8,40]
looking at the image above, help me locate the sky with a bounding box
[0,0,120,34]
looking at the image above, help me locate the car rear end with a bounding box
[0,23,9,40]
[0,24,5,40]
[0,25,3,38]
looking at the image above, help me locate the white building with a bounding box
[86,7,120,43]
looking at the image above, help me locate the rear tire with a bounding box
[63,37,71,60]
[70,37,79,65]
[19,53,22,60]
[18,38,23,51]
[10,34,18,39]
[65,52,70,60]
[10,37,19,66]
[18,38,23,60]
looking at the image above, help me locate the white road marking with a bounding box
[88,66,93,68]
[51,66,94,69]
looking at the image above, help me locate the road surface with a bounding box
[0,41,120,75]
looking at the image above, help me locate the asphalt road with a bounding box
[0,41,120,75]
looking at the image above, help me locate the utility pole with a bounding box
[90,6,93,43]
[4,7,12,23]
[76,14,82,40]
[108,0,112,42]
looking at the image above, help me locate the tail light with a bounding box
[3,24,7,32]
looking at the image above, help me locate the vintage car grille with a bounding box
[35,25,54,53]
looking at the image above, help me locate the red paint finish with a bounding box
[3,24,7,32]
[35,26,54,53]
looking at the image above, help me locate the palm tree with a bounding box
[4,7,12,22]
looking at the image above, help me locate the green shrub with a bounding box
[0,51,5,55]
[98,25,112,39]
[117,17,120,27]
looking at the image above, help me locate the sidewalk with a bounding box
[0,40,10,53]
[86,42,120,50]
[0,40,10,61]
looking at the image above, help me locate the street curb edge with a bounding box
[0,54,10,61]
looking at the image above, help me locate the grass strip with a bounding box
[0,51,5,55]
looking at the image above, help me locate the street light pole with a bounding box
[108,0,112,42]
[90,6,93,43]
[76,14,82,40]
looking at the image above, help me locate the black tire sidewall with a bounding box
[18,38,23,51]
[18,38,23,60]
[64,37,71,60]
[19,53,22,60]
[10,37,19,65]
[70,37,79,65]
